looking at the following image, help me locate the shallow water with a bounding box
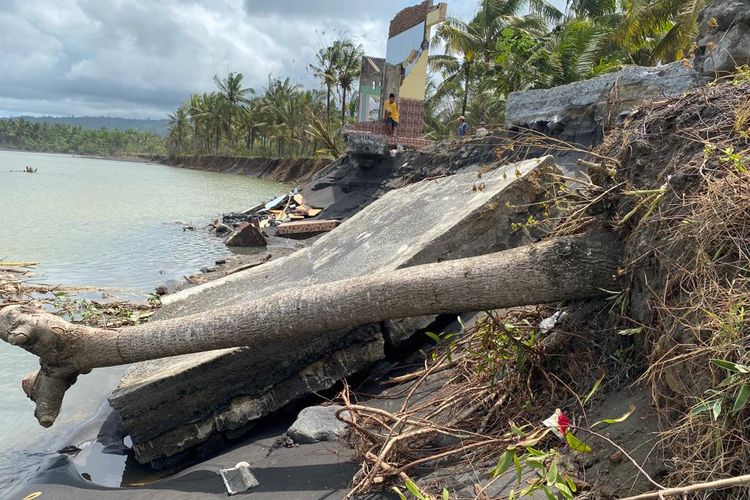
[0,150,286,494]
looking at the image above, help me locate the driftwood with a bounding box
[0,231,621,428]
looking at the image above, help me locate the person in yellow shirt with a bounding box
[384,93,399,135]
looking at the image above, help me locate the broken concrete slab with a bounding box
[224,222,266,247]
[109,155,561,466]
[506,61,698,146]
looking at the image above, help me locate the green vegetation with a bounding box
[425,0,706,136]
[168,39,363,159]
[12,116,170,136]
[169,0,705,153]
[0,118,166,156]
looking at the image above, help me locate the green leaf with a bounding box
[442,487,450,500]
[491,451,515,478]
[565,432,592,453]
[565,475,577,493]
[508,489,516,500]
[405,480,427,500]
[542,486,557,500]
[692,400,715,416]
[424,331,442,344]
[556,481,574,500]
[546,461,558,486]
[712,399,723,421]
[592,405,636,427]
[711,359,750,373]
[732,384,750,415]
[583,369,606,405]
[719,374,742,388]
[509,422,526,437]
[526,456,546,469]
[513,451,523,484]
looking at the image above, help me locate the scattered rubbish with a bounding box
[264,193,288,211]
[277,219,340,236]
[225,222,267,247]
[539,310,568,334]
[218,188,327,245]
[219,461,260,495]
[11,166,38,174]
[542,408,571,439]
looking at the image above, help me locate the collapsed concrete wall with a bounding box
[505,61,698,146]
[109,155,560,467]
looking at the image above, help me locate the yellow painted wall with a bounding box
[399,50,429,100]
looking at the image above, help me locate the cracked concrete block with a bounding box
[109,155,561,466]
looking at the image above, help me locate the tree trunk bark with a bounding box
[0,231,620,427]
[341,87,347,125]
[462,62,471,117]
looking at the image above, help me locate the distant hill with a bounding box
[10,116,170,137]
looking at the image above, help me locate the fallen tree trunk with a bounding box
[0,230,621,427]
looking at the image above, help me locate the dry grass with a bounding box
[338,81,750,497]
[339,304,631,497]
[599,81,750,494]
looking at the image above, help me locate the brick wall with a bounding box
[398,98,425,137]
[353,98,425,138]
[389,0,432,37]
[346,126,434,150]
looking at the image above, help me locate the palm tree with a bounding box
[336,41,363,125]
[213,72,254,146]
[431,0,552,116]
[167,106,190,155]
[309,41,345,123]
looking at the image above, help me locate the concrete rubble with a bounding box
[224,222,266,247]
[108,155,562,467]
[287,406,349,444]
[505,61,698,146]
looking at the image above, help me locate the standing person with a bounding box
[457,116,469,137]
[384,93,400,135]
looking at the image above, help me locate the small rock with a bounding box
[215,259,227,265]
[287,405,349,444]
[219,461,259,495]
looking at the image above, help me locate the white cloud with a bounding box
[0,0,518,118]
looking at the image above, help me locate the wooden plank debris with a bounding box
[277,220,340,236]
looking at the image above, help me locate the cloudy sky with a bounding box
[0,0,561,119]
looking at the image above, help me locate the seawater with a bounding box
[0,149,286,494]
